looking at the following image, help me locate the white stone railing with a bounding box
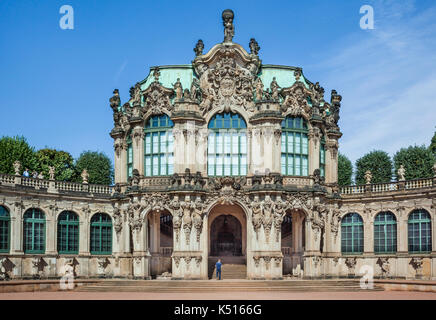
[370,182,398,193]
[340,177,434,195]
[283,176,312,186]
[0,173,16,185]
[340,185,366,195]
[22,176,50,189]
[405,178,433,190]
[55,181,85,192]
[0,173,113,195]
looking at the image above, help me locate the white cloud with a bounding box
[317,1,436,164]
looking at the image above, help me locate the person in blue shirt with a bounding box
[23,168,30,177]
[215,259,222,280]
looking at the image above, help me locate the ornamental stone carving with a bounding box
[170,197,183,242]
[365,170,372,185]
[249,38,260,55]
[281,82,312,118]
[222,9,235,43]
[181,199,194,245]
[194,39,204,56]
[376,257,390,277]
[142,73,174,115]
[113,204,123,236]
[13,160,21,175]
[345,257,357,274]
[409,257,423,277]
[397,165,406,181]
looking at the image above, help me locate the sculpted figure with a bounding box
[397,165,406,181]
[130,83,142,105]
[193,39,204,56]
[48,166,55,180]
[222,9,235,42]
[81,169,89,184]
[249,38,260,55]
[110,89,121,112]
[270,77,280,100]
[251,196,263,238]
[173,78,183,100]
[190,78,200,101]
[255,77,263,101]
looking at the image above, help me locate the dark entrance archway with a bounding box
[210,214,242,256]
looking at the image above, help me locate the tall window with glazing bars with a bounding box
[408,209,432,253]
[374,211,397,253]
[320,136,326,177]
[281,117,308,176]
[90,213,112,255]
[144,115,174,176]
[57,211,79,254]
[127,131,133,178]
[23,208,45,254]
[0,206,10,253]
[207,113,247,176]
[341,213,364,254]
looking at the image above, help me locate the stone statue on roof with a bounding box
[222,9,234,42]
[249,38,260,55]
[173,78,183,100]
[194,39,204,56]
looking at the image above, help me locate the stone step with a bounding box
[76,284,384,292]
[212,264,247,280]
[90,280,362,287]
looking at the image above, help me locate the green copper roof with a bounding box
[258,65,310,89]
[140,65,194,91]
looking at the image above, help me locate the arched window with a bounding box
[208,112,247,176]
[0,206,10,253]
[408,209,432,253]
[341,213,363,254]
[281,117,308,176]
[23,208,45,254]
[57,211,79,254]
[320,136,326,177]
[374,211,397,253]
[127,131,133,178]
[144,115,174,176]
[90,213,112,255]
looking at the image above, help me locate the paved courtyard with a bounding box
[1,290,436,300]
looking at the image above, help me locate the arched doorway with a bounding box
[147,210,173,278]
[281,209,306,276]
[208,203,247,279]
[210,215,242,256]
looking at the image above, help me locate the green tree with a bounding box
[35,148,76,181]
[393,145,435,180]
[75,151,114,185]
[338,153,353,186]
[430,131,436,157]
[0,136,36,174]
[355,150,393,185]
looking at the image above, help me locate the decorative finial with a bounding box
[222,9,235,42]
[194,39,204,56]
[365,170,372,185]
[153,67,160,82]
[249,38,260,55]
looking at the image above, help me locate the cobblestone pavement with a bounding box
[1,291,436,300]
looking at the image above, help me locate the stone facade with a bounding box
[0,10,435,281]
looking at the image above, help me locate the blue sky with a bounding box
[0,0,435,167]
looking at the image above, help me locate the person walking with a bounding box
[215,259,222,280]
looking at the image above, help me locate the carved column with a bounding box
[173,127,185,174]
[308,126,321,176]
[45,209,57,255]
[325,133,341,184]
[132,126,144,175]
[363,219,374,254]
